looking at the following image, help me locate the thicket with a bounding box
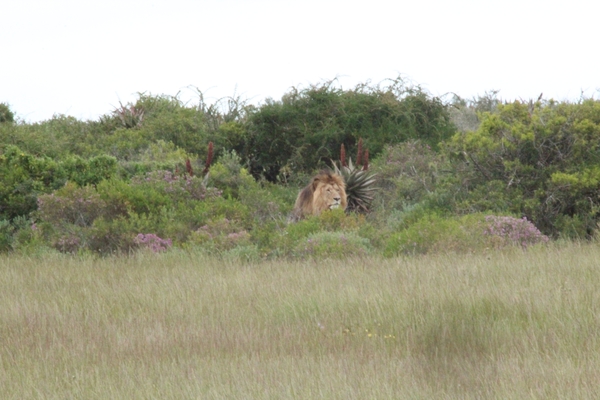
[446,98,600,238]
[1,80,599,256]
[243,78,455,181]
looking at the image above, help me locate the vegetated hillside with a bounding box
[1,79,599,256]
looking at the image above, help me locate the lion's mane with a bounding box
[292,171,347,220]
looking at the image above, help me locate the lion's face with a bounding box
[313,180,346,213]
[292,171,347,220]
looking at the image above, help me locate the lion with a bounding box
[292,170,347,220]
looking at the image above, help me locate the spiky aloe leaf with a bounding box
[332,158,377,213]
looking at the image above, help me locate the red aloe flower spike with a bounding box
[186,158,194,176]
[202,141,214,176]
[356,138,363,166]
[340,144,347,167]
[362,148,369,171]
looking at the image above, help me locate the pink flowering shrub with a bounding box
[484,215,549,248]
[56,235,82,253]
[133,233,172,253]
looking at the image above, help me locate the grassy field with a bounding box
[1,242,599,399]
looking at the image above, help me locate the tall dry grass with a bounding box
[1,242,599,399]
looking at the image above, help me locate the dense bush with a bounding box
[293,231,371,259]
[0,103,15,124]
[0,146,66,220]
[371,140,446,211]
[446,98,600,237]
[243,79,455,180]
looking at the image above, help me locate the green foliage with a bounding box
[293,230,371,259]
[446,98,600,237]
[209,150,256,199]
[37,183,109,227]
[372,141,444,209]
[384,214,488,256]
[0,219,13,251]
[0,115,110,158]
[62,154,117,186]
[187,217,251,254]
[130,94,210,156]
[0,146,65,220]
[0,216,39,252]
[272,209,368,258]
[212,121,247,156]
[0,103,15,123]
[0,146,116,223]
[244,78,454,180]
[33,170,235,253]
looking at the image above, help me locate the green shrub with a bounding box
[86,216,136,254]
[0,103,15,124]
[445,98,600,237]
[0,146,66,220]
[37,183,108,227]
[244,78,454,180]
[384,214,488,256]
[384,213,550,256]
[293,231,371,259]
[222,244,261,263]
[34,170,232,254]
[62,154,117,186]
[209,150,256,199]
[238,180,295,225]
[0,219,12,251]
[187,217,251,254]
[0,115,113,158]
[274,209,367,258]
[132,94,209,156]
[371,141,445,211]
[11,218,46,253]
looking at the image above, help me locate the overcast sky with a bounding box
[2,0,598,122]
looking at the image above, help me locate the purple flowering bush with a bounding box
[133,233,172,253]
[484,215,549,249]
[56,234,82,253]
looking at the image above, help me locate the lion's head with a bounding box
[292,171,347,220]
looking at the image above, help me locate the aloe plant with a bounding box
[113,101,145,128]
[333,140,377,213]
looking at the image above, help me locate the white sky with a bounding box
[2,0,598,122]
